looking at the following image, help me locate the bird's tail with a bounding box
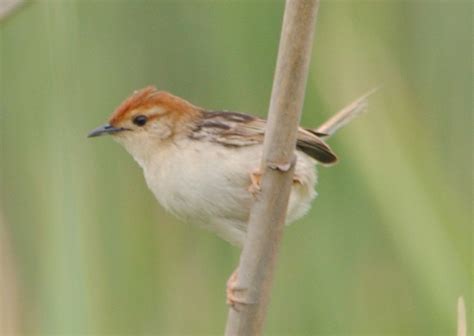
[315,87,379,140]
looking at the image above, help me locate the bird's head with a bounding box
[88,86,200,164]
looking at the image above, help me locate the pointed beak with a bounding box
[88,124,127,138]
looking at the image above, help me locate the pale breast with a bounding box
[143,139,318,243]
[144,141,258,221]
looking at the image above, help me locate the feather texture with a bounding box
[191,110,337,164]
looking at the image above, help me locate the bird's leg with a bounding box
[249,168,302,193]
[226,268,250,310]
[248,168,262,196]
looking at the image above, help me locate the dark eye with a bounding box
[133,115,148,126]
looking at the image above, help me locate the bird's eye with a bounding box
[133,115,148,126]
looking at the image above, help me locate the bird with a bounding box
[88,85,369,306]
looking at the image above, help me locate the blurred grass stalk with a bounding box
[0,0,24,22]
[0,2,23,333]
[313,5,470,323]
[457,296,466,336]
[0,212,21,335]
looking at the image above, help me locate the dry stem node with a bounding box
[267,155,297,172]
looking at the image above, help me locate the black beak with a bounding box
[88,124,127,138]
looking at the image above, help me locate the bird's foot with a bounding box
[226,269,251,311]
[248,169,262,196]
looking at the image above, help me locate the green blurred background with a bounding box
[0,1,471,335]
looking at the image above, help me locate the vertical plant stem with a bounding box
[224,1,320,335]
[457,296,467,336]
[0,0,24,22]
[0,213,21,335]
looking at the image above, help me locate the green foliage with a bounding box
[0,1,471,335]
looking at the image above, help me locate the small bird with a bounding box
[89,86,337,246]
[88,86,368,305]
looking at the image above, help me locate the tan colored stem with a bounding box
[0,0,24,22]
[457,296,467,336]
[224,1,320,335]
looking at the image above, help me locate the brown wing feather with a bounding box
[296,128,338,164]
[192,110,337,165]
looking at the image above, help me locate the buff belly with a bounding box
[144,140,317,247]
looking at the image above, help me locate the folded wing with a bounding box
[192,110,337,165]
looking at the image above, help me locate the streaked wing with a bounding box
[191,110,265,146]
[192,110,337,164]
